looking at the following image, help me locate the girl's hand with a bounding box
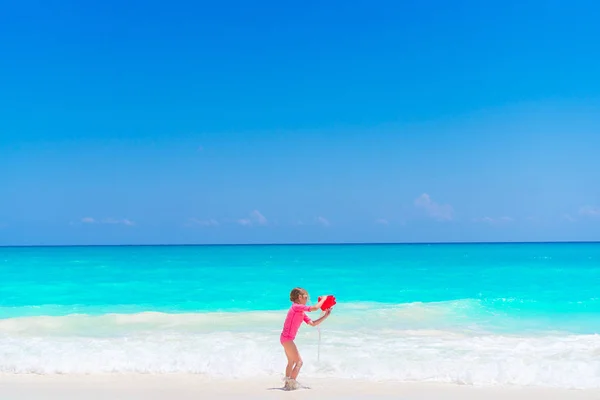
[310,295,330,312]
[324,308,332,317]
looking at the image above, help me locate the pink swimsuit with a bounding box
[280,303,312,343]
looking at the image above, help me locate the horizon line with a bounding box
[1,240,599,248]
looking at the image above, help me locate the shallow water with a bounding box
[1,243,599,387]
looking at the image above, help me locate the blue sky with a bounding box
[1,0,599,245]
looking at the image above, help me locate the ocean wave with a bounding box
[0,299,490,334]
[0,299,595,335]
[1,308,600,388]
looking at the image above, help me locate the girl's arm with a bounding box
[308,295,329,312]
[307,309,332,327]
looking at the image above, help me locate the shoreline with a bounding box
[1,375,599,399]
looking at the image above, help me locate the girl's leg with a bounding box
[282,340,302,387]
[291,356,303,381]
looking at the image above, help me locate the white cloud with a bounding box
[414,193,454,221]
[79,217,135,226]
[317,216,330,227]
[102,218,135,226]
[474,216,514,225]
[237,218,252,226]
[375,218,389,225]
[558,206,600,223]
[250,210,268,225]
[579,206,600,218]
[293,217,331,227]
[237,210,269,226]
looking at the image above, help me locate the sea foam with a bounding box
[1,304,599,389]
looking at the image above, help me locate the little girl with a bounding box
[280,287,332,390]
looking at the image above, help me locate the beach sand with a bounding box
[0,375,598,400]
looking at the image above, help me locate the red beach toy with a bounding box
[318,295,337,311]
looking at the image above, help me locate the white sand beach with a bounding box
[1,375,599,400]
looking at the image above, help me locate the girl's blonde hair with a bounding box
[290,287,308,303]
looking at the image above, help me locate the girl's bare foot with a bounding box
[284,378,299,391]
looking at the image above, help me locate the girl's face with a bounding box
[298,292,309,305]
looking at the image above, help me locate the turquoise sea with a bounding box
[1,243,600,388]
